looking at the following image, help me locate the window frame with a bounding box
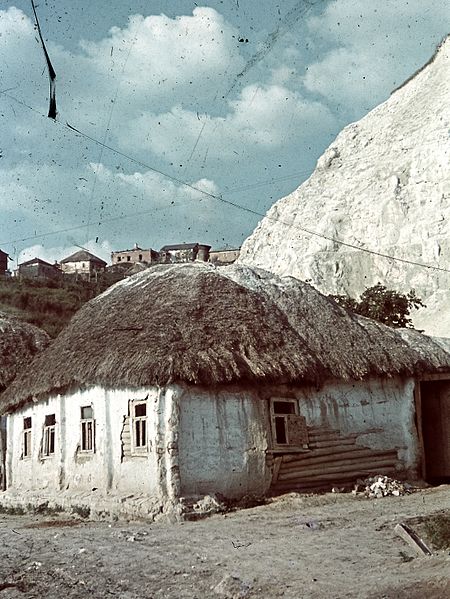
[80,406,95,453]
[131,400,148,454]
[22,416,32,459]
[43,414,56,458]
[269,398,299,448]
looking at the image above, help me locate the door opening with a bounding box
[419,379,450,483]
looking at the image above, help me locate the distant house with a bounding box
[18,258,61,282]
[0,250,9,276]
[60,250,107,280]
[111,243,159,266]
[159,243,210,263]
[209,248,240,266]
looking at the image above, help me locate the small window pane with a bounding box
[141,420,146,446]
[273,401,296,415]
[45,414,56,426]
[135,403,146,417]
[275,416,287,444]
[49,429,55,454]
[24,417,32,430]
[81,406,93,419]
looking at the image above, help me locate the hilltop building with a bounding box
[17,258,61,281]
[0,250,9,277]
[159,243,210,263]
[209,248,240,266]
[60,250,107,281]
[111,243,159,266]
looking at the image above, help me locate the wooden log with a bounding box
[278,457,398,481]
[308,438,357,449]
[271,456,282,485]
[281,444,382,463]
[280,448,398,471]
[307,430,358,439]
[394,523,432,556]
[273,468,398,489]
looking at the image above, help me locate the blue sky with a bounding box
[1,0,449,265]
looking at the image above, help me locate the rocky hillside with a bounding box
[239,36,450,336]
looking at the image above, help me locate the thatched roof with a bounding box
[1,263,448,413]
[0,313,50,393]
[396,329,450,370]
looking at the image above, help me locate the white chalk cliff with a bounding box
[239,36,450,336]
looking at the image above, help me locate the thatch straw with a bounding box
[0,313,50,392]
[1,263,448,413]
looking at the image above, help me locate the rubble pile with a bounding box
[353,475,415,498]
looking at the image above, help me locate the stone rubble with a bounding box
[353,475,416,498]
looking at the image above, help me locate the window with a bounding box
[117,256,121,262]
[132,401,147,450]
[23,417,32,458]
[43,414,56,456]
[269,398,309,448]
[127,255,131,261]
[80,406,95,452]
[138,254,143,261]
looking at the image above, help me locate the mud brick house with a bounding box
[18,258,61,281]
[159,243,210,263]
[0,250,9,276]
[209,248,240,266]
[111,243,160,266]
[60,250,107,280]
[0,263,449,520]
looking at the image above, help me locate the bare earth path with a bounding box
[0,486,449,598]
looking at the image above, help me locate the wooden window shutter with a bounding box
[286,414,309,447]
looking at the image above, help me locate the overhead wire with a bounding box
[1,90,449,274]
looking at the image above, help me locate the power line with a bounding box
[1,90,449,274]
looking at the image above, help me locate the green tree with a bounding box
[330,283,425,328]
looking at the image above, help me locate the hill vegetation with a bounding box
[0,277,114,337]
[330,283,425,329]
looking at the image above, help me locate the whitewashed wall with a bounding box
[5,384,272,501]
[294,377,419,472]
[4,376,419,504]
[6,386,161,495]
[177,387,272,497]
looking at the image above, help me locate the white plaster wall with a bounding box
[8,395,60,492]
[295,377,419,471]
[178,387,271,498]
[6,387,161,495]
[61,261,92,275]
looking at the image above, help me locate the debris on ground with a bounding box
[394,522,433,556]
[213,574,253,598]
[352,475,416,498]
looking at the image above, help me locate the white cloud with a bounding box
[119,83,336,160]
[304,0,450,115]
[17,239,113,267]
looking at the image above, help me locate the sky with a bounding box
[0,0,449,266]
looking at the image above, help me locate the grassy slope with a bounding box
[0,277,113,337]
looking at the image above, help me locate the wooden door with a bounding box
[420,380,450,480]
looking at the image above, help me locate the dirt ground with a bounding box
[0,485,449,599]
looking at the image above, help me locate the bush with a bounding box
[330,283,425,328]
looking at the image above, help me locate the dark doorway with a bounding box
[420,380,450,482]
